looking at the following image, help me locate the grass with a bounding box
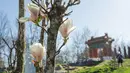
[69,59,130,73]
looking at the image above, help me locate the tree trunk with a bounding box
[14,0,25,73]
[44,0,63,72]
[118,47,121,54]
[39,19,45,45]
[45,18,61,73]
[114,47,117,56]
[128,46,130,58]
[124,46,127,58]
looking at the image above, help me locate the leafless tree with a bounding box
[0,12,16,69]
[0,12,9,51]
[72,27,91,62]
[2,32,17,71]
[0,12,9,68]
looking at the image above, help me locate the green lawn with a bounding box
[70,59,130,73]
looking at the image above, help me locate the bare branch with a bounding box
[37,24,48,34]
[2,38,11,49]
[45,0,49,7]
[10,28,14,40]
[39,19,45,44]
[31,0,48,14]
[62,11,73,17]
[50,0,53,6]
[61,18,68,25]
[55,42,66,56]
[66,0,80,10]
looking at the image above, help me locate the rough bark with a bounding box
[14,0,25,73]
[44,0,63,73]
[45,9,62,73]
[45,18,61,73]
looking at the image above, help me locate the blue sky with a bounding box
[70,0,130,43]
[1,0,130,44]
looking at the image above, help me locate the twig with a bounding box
[55,42,66,56]
[60,18,68,25]
[66,0,80,10]
[66,0,71,9]
[61,11,73,17]
[2,38,11,49]
[37,25,48,34]
[10,28,14,39]
[45,0,49,7]
[50,0,53,6]
[31,0,48,14]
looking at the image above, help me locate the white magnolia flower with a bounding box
[19,3,46,23]
[30,43,45,62]
[59,19,76,38]
[28,3,40,22]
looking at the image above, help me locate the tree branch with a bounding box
[61,11,73,17]
[2,38,11,49]
[66,0,80,10]
[37,24,48,34]
[61,18,68,25]
[50,0,53,6]
[31,0,48,14]
[10,28,14,39]
[55,42,66,56]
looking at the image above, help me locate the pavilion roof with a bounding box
[85,33,114,45]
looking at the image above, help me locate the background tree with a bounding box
[72,27,91,62]
[128,46,130,58]
[114,47,117,57]
[2,31,17,71]
[124,46,127,58]
[0,12,9,68]
[118,47,122,54]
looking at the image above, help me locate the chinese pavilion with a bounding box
[85,33,114,60]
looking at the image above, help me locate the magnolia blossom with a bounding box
[30,43,45,62]
[28,3,40,22]
[59,19,76,38]
[19,3,46,23]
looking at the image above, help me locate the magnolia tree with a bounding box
[19,0,80,73]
